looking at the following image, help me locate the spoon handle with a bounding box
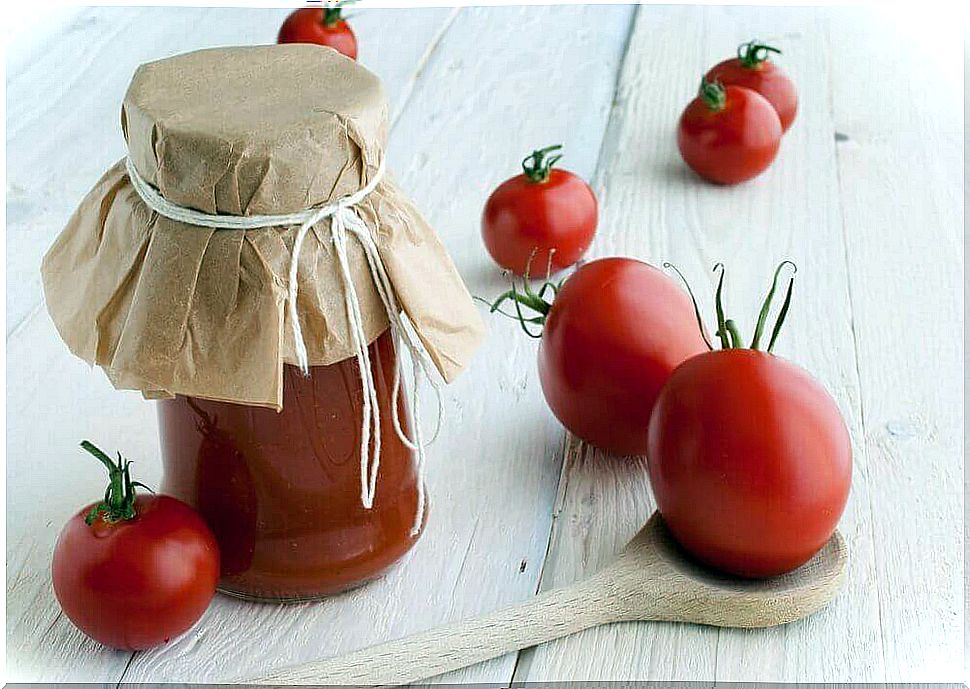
[248,577,615,686]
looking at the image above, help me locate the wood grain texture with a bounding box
[827,7,964,682]
[4,4,963,685]
[375,6,634,685]
[516,5,885,683]
[4,4,636,685]
[246,514,847,686]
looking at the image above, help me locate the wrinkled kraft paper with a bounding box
[41,45,485,410]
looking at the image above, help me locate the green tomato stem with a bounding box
[725,319,743,348]
[767,270,795,353]
[663,262,714,351]
[80,441,148,525]
[699,77,727,112]
[666,261,797,354]
[737,40,782,68]
[751,260,797,349]
[712,263,731,349]
[323,0,356,26]
[522,145,564,184]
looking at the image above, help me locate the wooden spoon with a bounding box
[247,512,847,686]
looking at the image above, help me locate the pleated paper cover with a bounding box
[41,45,485,410]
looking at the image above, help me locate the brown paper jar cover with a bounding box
[41,45,485,410]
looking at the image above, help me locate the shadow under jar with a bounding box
[158,330,424,602]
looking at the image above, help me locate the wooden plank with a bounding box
[5,5,456,335]
[8,5,961,684]
[516,5,884,682]
[117,4,634,684]
[5,313,159,682]
[827,7,964,682]
[3,6,457,683]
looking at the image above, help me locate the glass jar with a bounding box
[157,330,424,602]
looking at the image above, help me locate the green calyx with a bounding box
[80,441,152,525]
[522,145,564,184]
[476,252,564,338]
[699,77,727,111]
[664,261,797,354]
[322,0,355,26]
[737,39,782,68]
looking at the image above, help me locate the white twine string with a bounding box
[125,157,440,534]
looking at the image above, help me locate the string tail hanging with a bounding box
[124,156,442,532]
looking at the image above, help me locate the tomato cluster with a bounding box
[52,442,219,650]
[477,39,846,581]
[678,41,798,184]
[53,24,839,658]
[485,259,850,579]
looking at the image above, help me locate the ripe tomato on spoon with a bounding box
[278,2,358,61]
[706,40,798,132]
[482,145,598,276]
[484,258,708,455]
[677,78,782,185]
[647,263,852,578]
[52,442,219,650]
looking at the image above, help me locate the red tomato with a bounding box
[677,79,782,185]
[487,258,708,455]
[646,263,850,578]
[482,145,597,276]
[648,350,851,577]
[52,443,219,650]
[278,6,358,61]
[706,41,797,132]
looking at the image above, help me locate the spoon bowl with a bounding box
[607,512,848,628]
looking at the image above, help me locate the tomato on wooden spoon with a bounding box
[52,442,219,650]
[482,145,598,276]
[677,78,782,185]
[706,40,798,132]
[485,258,708,455]
[647,263,852,578]
[278,2,358,61]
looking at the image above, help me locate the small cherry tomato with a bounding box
[647,264,851,578]
[482,145,597,276]
[52,442,219,650]
[677,78,782,185]
[486,258,708,455]
[706,41,798,132]
[278,4,358,61]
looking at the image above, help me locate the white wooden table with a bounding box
[5,5,964,684]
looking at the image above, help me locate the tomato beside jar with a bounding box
[52,442,219,650]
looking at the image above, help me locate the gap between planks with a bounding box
[823,16,889,678]
[508,5,641,683]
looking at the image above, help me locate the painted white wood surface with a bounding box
[4,4,963,685]
[827,8,964,681]
[516,6,882,682]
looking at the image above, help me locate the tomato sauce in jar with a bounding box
[157,331,424,602]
